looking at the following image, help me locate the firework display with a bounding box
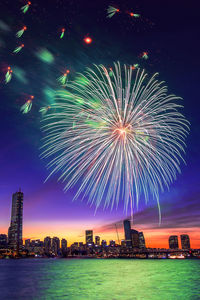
[57,70,70,85]
[41,63,189,215]
[60,28,65,39]
[16,26,27,38]
[141,52,148,59]
[20,95,34,114]
[129,12,140,18]
[0,0,190,218]
[21,1,31,14]
[39,106,51,115]
[132,64,139,70]
[13,44,24,54]
[5,67,12,84]
[83,37,92,44]
[107,6,120,18]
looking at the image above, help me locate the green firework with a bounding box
[13,45,24,54]
[5,71,12,84]
[57,74,67,85]
[16,26,26,38]
[21,3,30,14]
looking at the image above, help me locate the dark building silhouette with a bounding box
[0,234,7,249]
[109,240,115,247]
[101,240,107,247]
[121,240,126,247]
[61,239,67,250]
[181,234,190,249]
[95,236,100,246]
[79,242,84,249]
[85,230,93,245]
[8,189,23,252]
[131,229,139,248]
[25,239,31,249]
[123,219,132,247]
[44,236,51,254]
[52,237,60,255]
[138,232,146,249]
[169,235,179,249]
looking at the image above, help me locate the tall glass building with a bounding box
[85,230,93,245]
[138,232,146,249]
[131,229,139,248]
[52,237,60,255]
[44,236,51,255]
[169,235,179,249]
[8,189,23,252]
[181,234,190,249]
[0,234,7,249]
[95,236,100,246]
[123,219,132,247]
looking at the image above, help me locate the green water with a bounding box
[0,259,199,299]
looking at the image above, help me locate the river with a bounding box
[0,258,199,299]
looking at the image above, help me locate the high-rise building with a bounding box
[79,242,84,248]
[131,229,139,248]
[44,236,51,254]
[123,219,132,247]
[169,235,179,249]
[0,234,7,249]
[61,239,67,251]
[109,240,115,247]
[95,236,100,246]
[85,230,93,245]
[52,237,60,255]
[25,239,31,249]
[8,189,23,252]
[138,232,146,249]
[101,240,107,247]
[121,240,126,247]
[180,234,190,249]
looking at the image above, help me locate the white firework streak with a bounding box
[41,63,189,220]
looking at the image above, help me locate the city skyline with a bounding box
[0,0,199,250]
[0,189,197,250]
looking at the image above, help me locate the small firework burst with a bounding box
[107,6,120,18]
[57,70,70,85]
[21,1,31,13]
[16,26,27,38]
[20,95,34,114]
[13,44,24,54]
[5,67,12,84]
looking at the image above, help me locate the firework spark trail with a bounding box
[107,6,119,18]
[21,95,34,114]
[41,63,189,220]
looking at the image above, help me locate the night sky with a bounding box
[0,0,199,248]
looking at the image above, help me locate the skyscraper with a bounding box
[8,189,23,252]
[95,236,100,246]
[131,229,139,248]
[109,240,115,247]
[101,240,107,247]
[25,239,31,249]
[123,219,132,247]
[138,232,146,249]
[169,235,179,249]
[52,237,60,255]
[44,236,51,255]
[0,234,7,249]
[85,230,93,245]
[180,234,190,249]
[61,239,67,251]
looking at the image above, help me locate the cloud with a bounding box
[96,190,200,233]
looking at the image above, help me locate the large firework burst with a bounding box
[41,63,189,217]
